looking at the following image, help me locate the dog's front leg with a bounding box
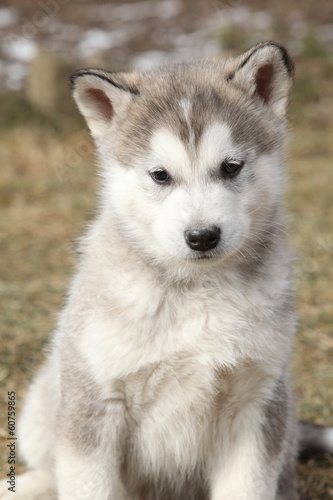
[55,444,131,500]
[55,399,131,500]
[209,422,279,500]
[208,377,294,500]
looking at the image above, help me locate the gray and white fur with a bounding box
[1,42,331,500]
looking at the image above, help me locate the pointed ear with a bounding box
[70,69,140,137]
[226,42,294,117]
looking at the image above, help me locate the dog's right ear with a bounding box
[70,69,140,137]
[226,42,294,118]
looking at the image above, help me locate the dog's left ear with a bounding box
[226,41,294,117]
[70,69,140,137]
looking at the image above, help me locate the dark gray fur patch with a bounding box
[298,422,333,454]
[277,451,298,500]
[263,378,288,457]
[262,376,298,499]
[56,343,128,457]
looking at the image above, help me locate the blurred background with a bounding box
[0,0,332,497]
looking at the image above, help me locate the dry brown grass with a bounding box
[0,124,97,473]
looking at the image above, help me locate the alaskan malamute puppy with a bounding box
[2,41,332,500]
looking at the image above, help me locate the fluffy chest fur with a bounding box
[123,355,217,481]
[54,224,295,488]
[65,238,294,387]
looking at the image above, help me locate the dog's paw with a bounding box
[0,470,56,500]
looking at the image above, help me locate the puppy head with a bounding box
[71,42,294,275]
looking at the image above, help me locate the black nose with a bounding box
[184,227,221,251]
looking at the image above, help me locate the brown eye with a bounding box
[150,169,170,184]
[221,160,244,179]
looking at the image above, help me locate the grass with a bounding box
[287,53,333,497]
[0,50,333,498]
[0,124,97,472]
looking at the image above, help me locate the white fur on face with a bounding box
[150,125,247,260]
[103,122,283,265]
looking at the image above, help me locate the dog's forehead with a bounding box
[115,63,278,167]
[149,122,234,177]
[139,71,232,148]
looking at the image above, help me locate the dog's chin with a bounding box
[190,254,217,260]
[186,252,223,263]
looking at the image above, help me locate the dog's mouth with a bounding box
[189,253,220,261]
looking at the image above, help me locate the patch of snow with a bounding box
[4,61,27,91]
[132,50,169,68]
[155,0,182,19]
[0,7,20,29]
[76,29,130,58]
[317,23,333,43]
[2,36,37,62]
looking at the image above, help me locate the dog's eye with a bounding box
[221,160,244,179]
[150,169,170,184]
